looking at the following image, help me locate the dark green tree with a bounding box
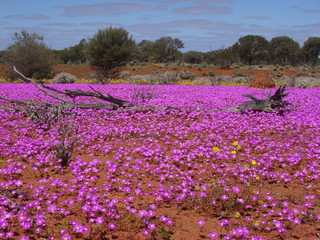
[268,36,300,66]
[211,46,234,68]
[303,37,320,65]
[135,40,157,63]
[0,50,4,63]
[153,37,184,63]
[183,51,204,64]
[86,27,135,81]
[3,30,56,79]
[52,49,71,64]
[234,35,269,65]
[54,39,88,64]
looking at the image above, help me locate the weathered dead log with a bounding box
[220,85,296,114]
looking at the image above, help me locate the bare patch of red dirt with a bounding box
[51,65,96,79]
[250,72,275,89]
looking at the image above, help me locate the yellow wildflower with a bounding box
[232,141,239,146]
[232,141,241,149]
[212,147,219,152]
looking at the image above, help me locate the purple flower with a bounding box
[108,222,116,230]
[197,219,205,226]
[6,232,14,238]
[166,219,173,225]
[273,220,282,228]
[138,210,148,218]
[142,228,150,236]
[159,216,168,222]
[292,218,301,225]
[230,227,249,236]
[208,232,219,239]
[149,204,157,210]
[232,187,240,193]
[96,216,104,225]
[19,236,29,240]
[219,219,230,227]
[303,202,313,208]
[199,191,207,197]
[148,223,157,230]
[61,233,71,240]
[221,195,229,200]
[266,195,273,201]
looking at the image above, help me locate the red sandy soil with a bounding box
[1,63,319,84]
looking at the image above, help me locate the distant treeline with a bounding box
[0,28,319,81]
[51,34,320,67]
[2,33,319,67]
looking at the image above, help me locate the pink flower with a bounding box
[197,219,205,226]
[208,232,219,239]
[108,222,116,230]
[221,194,229,200]
[148,223,157,230]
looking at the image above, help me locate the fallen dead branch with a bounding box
[219,85,296,114]
[0,67,296,122]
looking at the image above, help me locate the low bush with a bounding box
[275,76,320,88]
[193,77,213,85]
[212,75,233,84]
[52,72,77,84]
[203,71,215,77]
[126,71,178,84]
[232,71,247,77]
[118,70,133,79]
[179,70,195,81]
[53,122,78,167]
[131,86,160,102]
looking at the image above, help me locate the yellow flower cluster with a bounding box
[212,147,220,152]
[0,77,7,83]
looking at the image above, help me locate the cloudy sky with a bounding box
[1,0,320,52]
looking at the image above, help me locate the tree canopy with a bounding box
[3,30,56,79]
[303,37,320,65]
[85,27,135,81]
[269,36,300,66]
[234,35,269,65]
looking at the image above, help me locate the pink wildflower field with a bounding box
[0,84,319,240]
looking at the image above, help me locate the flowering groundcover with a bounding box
[0,84,319,239]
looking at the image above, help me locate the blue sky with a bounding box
[1,0,320,52]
